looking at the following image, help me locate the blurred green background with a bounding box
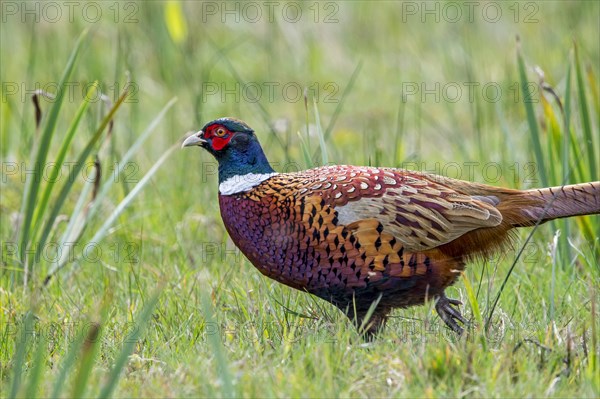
[1,1,599,397]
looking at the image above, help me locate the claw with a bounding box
[435,293,468,334]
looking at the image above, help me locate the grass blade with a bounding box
[34,88,130,274]
[296,131,314,168]
[52,98,176,278]
[462,272,486,349]
[558,56,573,267]
[71,323,102,398]
[563,57,573,182]
[574,42,597,181]
[517,39,548,187]
[19,30,88,279]
[54,165,97,267]
[23,325,47,399]
[30,81,98,240]
[587,65,600,129]
[8,311,35,399]
[87,143,177,247]
[313,98,328,165]
[322,60,363,142]
[50,322,90,398]
[45,143,177,281]
[200,293,235,398]
[92,97,177,207]
[98,288,162,399]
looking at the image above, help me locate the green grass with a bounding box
[1,2,599,397]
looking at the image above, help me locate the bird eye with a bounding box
[215,127,227,137]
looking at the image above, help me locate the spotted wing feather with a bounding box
[267,165,503,252]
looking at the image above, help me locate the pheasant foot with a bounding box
[435,293,468,334]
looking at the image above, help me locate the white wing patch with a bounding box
[219,173,279,195]
[333,187,503,251]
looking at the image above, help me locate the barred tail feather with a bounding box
[518,181,600,225]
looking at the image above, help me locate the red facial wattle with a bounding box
[211,136,231,150]
[204,124,233,151]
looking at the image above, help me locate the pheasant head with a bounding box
[182,117,276,192]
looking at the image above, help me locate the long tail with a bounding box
[432,180,599,261]
[514,181,600,226]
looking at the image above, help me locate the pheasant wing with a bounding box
[293,166,503,252]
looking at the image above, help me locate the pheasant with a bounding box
[182,117,600,336]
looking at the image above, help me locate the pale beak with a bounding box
[182,131,207,148]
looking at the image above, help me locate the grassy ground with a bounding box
[1,1,599,397]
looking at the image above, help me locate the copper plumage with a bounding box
[183,118,600,336]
